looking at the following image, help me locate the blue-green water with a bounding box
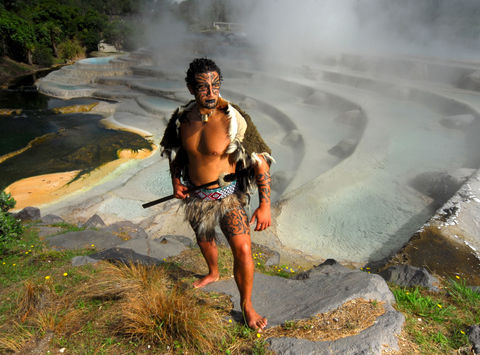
[0,73,152,190]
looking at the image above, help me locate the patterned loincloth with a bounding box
[183,183,248,242]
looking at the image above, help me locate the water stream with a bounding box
[0,70,153,190]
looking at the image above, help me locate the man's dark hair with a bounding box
[185,58,223,88]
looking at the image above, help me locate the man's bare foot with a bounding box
[243,306,268,330]
[193,273,219,288]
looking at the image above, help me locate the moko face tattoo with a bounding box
[193,71,221,109]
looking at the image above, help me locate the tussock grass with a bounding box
[16,280,55,322]
[1,261,230,354]
[0,321,33,352]
[83,262,228,353]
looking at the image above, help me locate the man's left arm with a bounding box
[249,156,272,231]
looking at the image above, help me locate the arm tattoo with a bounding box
[256,172,271,205]
[169,162,182,179]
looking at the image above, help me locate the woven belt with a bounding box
[191,180,238,201]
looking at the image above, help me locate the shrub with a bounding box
[0,191,23,248]
[57,39,85,62]
[32,45,54,66]
[0,190,16,212]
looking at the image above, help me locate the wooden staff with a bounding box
[142,172,238,208]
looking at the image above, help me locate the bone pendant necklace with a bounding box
[199,107,214,123]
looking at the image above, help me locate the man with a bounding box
[160,58,274,330]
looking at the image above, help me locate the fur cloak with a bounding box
[159,98,274,194]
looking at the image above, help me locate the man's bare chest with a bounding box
[181,114,231,157]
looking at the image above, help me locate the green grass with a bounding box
[392,279,477,354]
[50,222,86,233]
[2,223,479,354]
[0,225,273,354]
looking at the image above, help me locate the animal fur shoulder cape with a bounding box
[159,97,274,193]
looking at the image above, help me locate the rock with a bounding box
[103,220,148,240]
[328,138,357,158]
[205,266,396,327]
[89,247,163,266]
[15,207,41,221]
[71,255,99,266]
[389,226,480,286]
[204,264,404,354]
[379,264,439,291]
[34,226,65,238]
[295,259,349,280]
[161,235,194,248]
[113,236,188,261]
[267,306,404,355]
[440,114,476,129]
[468,324,480,354]
[40,214,64,225]
[98,40,119,53]
[469,286,480,294]
[265,250,280,266]
[46,230,123,251]
[82,214,106,228]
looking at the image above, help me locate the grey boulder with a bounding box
[82,214,106,228]
[204,259,404,354]
[379,264,439,291]
[468,324,480,354]
[14,207,41,221]
[40,214,64,225]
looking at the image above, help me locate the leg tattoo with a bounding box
[220,207,249,238]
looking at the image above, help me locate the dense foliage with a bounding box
[0,0,142,64]
[0,190,23,250]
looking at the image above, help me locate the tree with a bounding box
[0,6,36,63]
[36,21,62,57]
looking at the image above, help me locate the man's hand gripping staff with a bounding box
[142,172,236,208]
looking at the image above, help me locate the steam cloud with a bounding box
[142,0,480,62]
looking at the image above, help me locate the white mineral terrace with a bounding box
[36,50,480,264]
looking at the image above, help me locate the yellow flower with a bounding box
[256,333,261,338]
[45,276,51,280]
[2,262,5,265]
[437,304,442,309]
[25,251,29,255]
[257,262,260,266]
[91,244,95,247]
[63,272,68,277]
[290,269,294,273]
[460,330,465,335]
[228,319,232,323]
[366,267,371,270]
[31,245,34,248]
[455,275,460,279]
[12,263,16,266]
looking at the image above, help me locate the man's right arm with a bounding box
[170,163,189,199]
